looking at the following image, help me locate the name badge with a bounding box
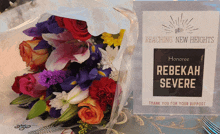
[142,11,219,107]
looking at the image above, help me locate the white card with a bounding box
[142,11,219,107]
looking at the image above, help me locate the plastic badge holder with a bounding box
[133,1,220,115]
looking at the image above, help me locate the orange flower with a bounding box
[78,97,104,124]
[19,40,49,71]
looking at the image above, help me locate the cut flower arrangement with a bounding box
[10,15,125,133]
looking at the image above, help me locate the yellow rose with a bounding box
[19,40,49,71]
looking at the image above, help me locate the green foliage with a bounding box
[10,94,38,105]
[100,120,107,127]
[26,100,46,120]
[78,121,92,134]
[53,104,78,125]
[44,95,53,101]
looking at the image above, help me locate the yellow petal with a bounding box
[91,45,96,53]
[71,81,77,85]
[98,71,106,76]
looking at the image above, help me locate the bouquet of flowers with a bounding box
[10,15,127,133]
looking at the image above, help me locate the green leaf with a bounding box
[54,104,78,125]
[10,94,38,105]
[44,94,53,101]
[26,100,46,120]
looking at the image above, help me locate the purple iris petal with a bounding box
[78,68,110,90]
[86,53,100,67]
[47,23,65,34]
[60,76,78,92]
[77,69,97,90]
[49,108,61,118]
[77,70,89,84]
[88,68,98,80]
[91,44,103,56]
[22,16,64,50]
[36,16,64,35]
[60,67,111,92]
[85,44,103,67]
[79,80,93,91]
[95,44,104,50]
[36,22,50,34]
[23,27,41,37]
[46,86,55,98]
[23,16,64,37]
[96,68,112,80]
[34,40,51,50]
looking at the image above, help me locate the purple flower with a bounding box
[23,16,64,50]
[36,16,64,34]
[94,68,112,80]
[46,86,54,98]
[60,69,89,92]
[49,108,61,118]
[85,44,103,68]
[38,70,67,88]
[23,16,64,37]
[59,76,78,92]
[34,40,51,50]
[60,68,111,92]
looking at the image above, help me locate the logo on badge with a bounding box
[162,13,199,34]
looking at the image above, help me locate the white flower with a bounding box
[49,86,89,114]
[110,69,119,81]
[67,86,89,104]
[99,46,119,71]
[61,129,75,134]
[106,45,119,61]
[49,91,69,113]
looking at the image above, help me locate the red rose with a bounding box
[55,16,91,41]
[55,16,65,28]
[12,73,47,98]
[89,77,116,111]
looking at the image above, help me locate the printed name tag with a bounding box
[142,11,219,107]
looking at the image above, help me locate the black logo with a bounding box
[162,13,199,34]
[14,124,31,131]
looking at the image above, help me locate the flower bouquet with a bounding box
[8,2,138,133]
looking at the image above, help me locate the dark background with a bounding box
[153,49,205,97]
[0,0,16,12]
[0,0,31,12]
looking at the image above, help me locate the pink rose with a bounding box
[12,73,47,98]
